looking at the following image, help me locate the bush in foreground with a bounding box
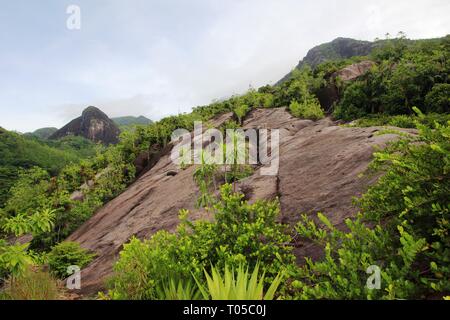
[289,99,324,121]
[0,267,60,300]
[106,184,295,300]
[47,242,95,279]
[289,118,450,299]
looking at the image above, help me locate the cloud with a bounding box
[0,0,449,132]
[56,94,160,123]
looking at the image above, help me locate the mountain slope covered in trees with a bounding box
[112,116,153,127]
[28,127,58,139]
[0,128,96,207]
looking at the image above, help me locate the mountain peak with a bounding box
[277,37,375,84]
[50,106,120,144]
[82,106,106,116]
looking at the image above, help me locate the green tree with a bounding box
[425,83,450,113]
[47,242,95,279]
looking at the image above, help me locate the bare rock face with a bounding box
[332,60,375,82]
[303,38,374,68]
[50,106,120,144]
[68,108,412,295]
[278,37,375,84]
[318,60,375,111]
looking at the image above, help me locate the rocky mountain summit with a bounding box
[278,37,375,84]
[50,106,120,144]
[300,37,374,68]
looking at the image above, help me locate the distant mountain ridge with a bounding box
[112,116,153,127]
[28,127,58,139]
[49,106,120,144]
[31,115,152,141]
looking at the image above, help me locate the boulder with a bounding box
[318,60,375,111]
[332,60,375,82]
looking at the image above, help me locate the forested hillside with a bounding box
[112,116,153,127]
[0,35,448,300]
[27,127,58,140]
[0,129,96,207]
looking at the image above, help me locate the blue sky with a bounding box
[0,0,449,132]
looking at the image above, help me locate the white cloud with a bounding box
[57,95,156,121]
[0,0,449,132]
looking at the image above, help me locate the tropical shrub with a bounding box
[224,165,254,184]
[156,278,202,300]
[333,81,369,120]
[350,112,450,129]
[234,104,250,125]
[334,36,449,120]
[47,242,95,279]
[107,184,295,300]
[0,208,55,281]
[1,167,52,217]
[195,263,283,300]
[425,83,450,113]
[0,242,34,280]
[193,151,219,208]
[289,118,450,299]
[290,213,428,299]
[289,99,324,120]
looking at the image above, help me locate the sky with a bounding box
[0,0,449,132]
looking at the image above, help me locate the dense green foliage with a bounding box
[349,111,450,129]
[153,278,202,300]
[333,36,449,120]
[0,146,134,250]
[284,68,325,120]
[27,127,58,139]
[261,67,323,111]
[0,207,55,280]
[0,130,96,176]
[195,263,283,300]
[106,184,294,300]
[0,92,240,258]
[47,242,95,279]
[289,118,450,299]
[1,34,448,300]
[0,129,96,207]
[108,115,449,300]
[289,99,324,120]
[424,83,450,113]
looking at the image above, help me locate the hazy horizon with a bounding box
[1,0,449,132]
